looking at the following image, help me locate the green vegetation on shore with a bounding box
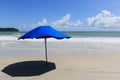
[0,28,19,32]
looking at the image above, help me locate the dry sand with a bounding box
[1,53,120,80]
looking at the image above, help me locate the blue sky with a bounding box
[0,0,120,31]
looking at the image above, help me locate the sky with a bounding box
[0,0,120,31]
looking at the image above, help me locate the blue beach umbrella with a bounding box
[18,26,71,65]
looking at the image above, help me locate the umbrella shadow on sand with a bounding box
[2,60,56,77]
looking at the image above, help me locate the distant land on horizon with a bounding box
[0,28,19,32]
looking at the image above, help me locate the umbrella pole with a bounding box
[44,38,48,66]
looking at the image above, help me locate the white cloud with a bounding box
[52,14,82,28]
[19,14,82,31]
[86,10,120,27]
[52,14,71,28]
[15,10,120,31]
[17,19,48,31]
[37,18,48,26]
[17,24,29,31]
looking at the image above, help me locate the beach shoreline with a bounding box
[1,40,120,80]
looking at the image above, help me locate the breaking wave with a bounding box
[1,35,120,44]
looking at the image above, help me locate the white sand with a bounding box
[1,41,120,80]
[0,53,120,80]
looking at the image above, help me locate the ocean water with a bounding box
[1,31,120,43]
[1,31,120,56]
[64,31,120,38]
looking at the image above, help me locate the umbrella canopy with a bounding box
[18,26,71,65]
[18,26,70,39]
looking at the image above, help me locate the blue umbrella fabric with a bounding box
[18,26,70,39]
[18,26,71,65]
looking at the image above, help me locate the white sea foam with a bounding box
[0,36,17,41]
[69,37,120,43]
[1,35,120,44]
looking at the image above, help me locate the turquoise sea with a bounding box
[1,31,120,43]
[63,31,120,38]
[1,31,120,37]
[1,31,120,56]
